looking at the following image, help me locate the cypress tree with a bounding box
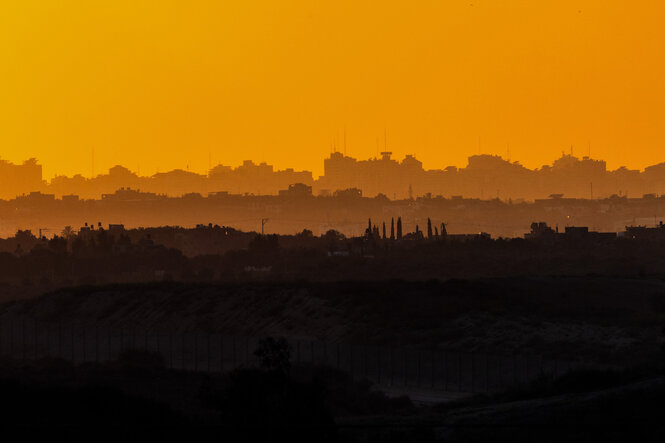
[427,217,433,239]
[396,217,403,240]
[390,218,395,240]
[382,222,386,239]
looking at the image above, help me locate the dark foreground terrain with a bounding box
[1,277,663,365]
[1,346,664,442]
[1,277,664,440]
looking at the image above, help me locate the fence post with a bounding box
[513,355,518,386]
[539,356,544,377]
[182,332,186,371]
[431,350,435,389]
[96,327,99,364]
[443,351,448,391]
[377,346,381,385]
[220,335,224,373]
[458,352,462,392]
[194,334,198,372]
[169,331,173,369]
[232,336,236,369]
[71,325,75,363]
[9,321,13,358]
[390,346,394,387]
[471,353,475,393]
[336,343,340,369]
[22,319,26,364]
[34,320,38,360]
[486,353,490,392]
[404,350,408,387]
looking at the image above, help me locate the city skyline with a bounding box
[6,150,665,201]
[2,2,665,180]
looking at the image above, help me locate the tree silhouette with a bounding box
[427,218,433,239]
[390,218,395,240]
[396,217,403,240]
[254,337,291,375]
[61,226,75,240]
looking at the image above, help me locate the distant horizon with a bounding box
[4,149,665,181]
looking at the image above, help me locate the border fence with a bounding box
[0,320,594,393]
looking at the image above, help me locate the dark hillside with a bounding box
[1,277,663,365]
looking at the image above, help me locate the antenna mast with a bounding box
[344,126,347,156]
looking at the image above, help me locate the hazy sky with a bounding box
[1,1,664,178]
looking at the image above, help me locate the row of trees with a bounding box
[365,217,447,241]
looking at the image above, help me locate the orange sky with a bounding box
[1,1,664,179]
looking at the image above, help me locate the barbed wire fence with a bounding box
[0,320,594,394]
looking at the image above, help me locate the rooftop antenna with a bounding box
[588,141,591,157]
[343,126,347,156]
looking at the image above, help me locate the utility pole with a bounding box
[261,218,269,235]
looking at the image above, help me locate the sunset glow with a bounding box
[1,1,664,178]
